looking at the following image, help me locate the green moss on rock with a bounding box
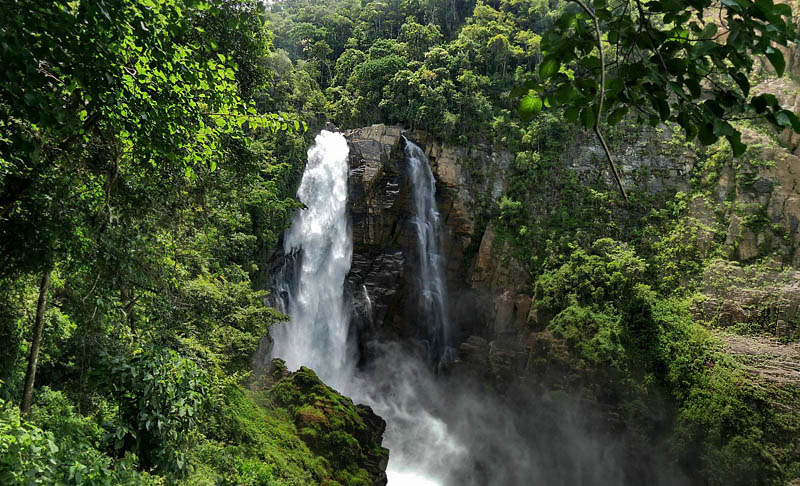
[268,365,389,486]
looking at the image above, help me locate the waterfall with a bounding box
[362,284,373,324]
[269,130,353,387]
[267,131,671,486]
[405,139,454,363]
[270,131,459,486]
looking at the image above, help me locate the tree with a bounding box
[0,0,301,414]
[399,17,444,61]
[518,0,800,200]
[19,267,51,415]
[487,33,512,76]
[332,48,367,86]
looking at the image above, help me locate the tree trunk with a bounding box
[121,287,137,333]
[20,266,53,415]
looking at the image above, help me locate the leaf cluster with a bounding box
[519,0,800,155]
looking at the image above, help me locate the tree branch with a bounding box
[573,0,629,202]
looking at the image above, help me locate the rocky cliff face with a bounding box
[340,119,800,388]
[267,116,800,396]
[343,124,514,354]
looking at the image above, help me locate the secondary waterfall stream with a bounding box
[269,130,459,485]
[405,139,455,364]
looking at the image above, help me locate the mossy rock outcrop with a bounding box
[267,363,389,486]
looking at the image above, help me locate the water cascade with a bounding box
[269,130,353,388]
[404,139,455,363]
[362,284,373,325]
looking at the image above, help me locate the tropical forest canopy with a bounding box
[1,0,800,485]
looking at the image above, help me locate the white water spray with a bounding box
[269,130,353,387]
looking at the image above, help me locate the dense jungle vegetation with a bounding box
[2,0,800,484]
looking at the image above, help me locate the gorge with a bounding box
[265,127,696,485]
[266,130,465,485]
[3,1,800,485]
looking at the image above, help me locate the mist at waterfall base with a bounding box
[266,131,690,486]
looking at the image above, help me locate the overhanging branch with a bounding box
[573,0,629,202]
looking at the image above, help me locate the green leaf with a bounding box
[751,95,768,113]
[775,110,792,127]
[726,133,746,156]
[774,110,800,133]
[510,85,528,98]
[720,0,743,9]
[607,106,628,125]
[653,97,670,121]
[701,23,718,38]
[698,122,717,145]
[774,3,793,16]
[539,56,561,79]
[766,48,786,76]
[731,71,750,96]
[555,84,576,103]
[713,119,735,138]
[580,106,596,128]
[520,94,543,121]
[556,12,576,30]
[565,106,580,122]
[685,78,702,98]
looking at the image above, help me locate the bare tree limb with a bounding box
[573,0,629,202]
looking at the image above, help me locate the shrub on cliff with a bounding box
[534,239,794,484]
[269,367,389,486]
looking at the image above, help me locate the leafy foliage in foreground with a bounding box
[0,0,347,484]
[522,0,800,156]
[0,376,379,486]
[1,390,162,486]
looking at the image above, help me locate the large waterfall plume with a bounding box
[269,130,354,388]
